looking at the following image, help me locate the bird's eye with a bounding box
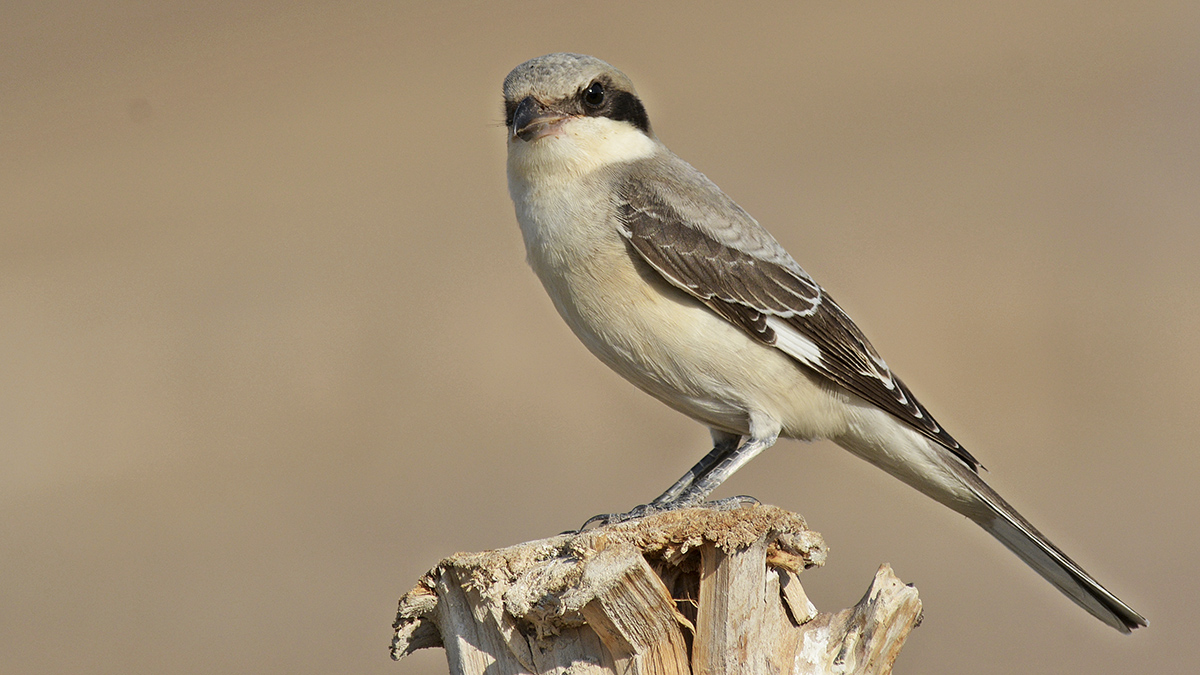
[582,82,605,109]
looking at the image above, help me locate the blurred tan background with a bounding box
[2,1,1197,673]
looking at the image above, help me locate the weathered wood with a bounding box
[392,504,922,674]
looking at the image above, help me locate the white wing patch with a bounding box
[765,316,822,368]
[768,315,926,418]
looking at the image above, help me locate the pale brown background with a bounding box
[2,1,1197,673]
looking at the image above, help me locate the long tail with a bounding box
[834,407,1146,632]
[955,465,1147,633]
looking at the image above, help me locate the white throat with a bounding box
[507,116,658,186]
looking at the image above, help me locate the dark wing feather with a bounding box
[617,181,980,472]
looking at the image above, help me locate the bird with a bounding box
[501,52,1145,633]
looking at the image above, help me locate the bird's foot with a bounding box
[576,494,759,533]
[577,503,657,532]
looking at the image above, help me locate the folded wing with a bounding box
[617,177,980,471]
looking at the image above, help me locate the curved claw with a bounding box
[578,503,656,532]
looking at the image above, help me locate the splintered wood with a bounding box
[392,504,921,674]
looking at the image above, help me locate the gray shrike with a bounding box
[502,52,1144,633]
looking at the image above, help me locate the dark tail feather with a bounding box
[960,469,1146,632]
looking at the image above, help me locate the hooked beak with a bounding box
[511,96,568,142]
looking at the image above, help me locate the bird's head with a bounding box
[503,53,657,178]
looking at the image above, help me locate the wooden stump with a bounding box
[392,504,922,674]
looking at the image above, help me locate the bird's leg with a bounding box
[579,425,779,531]
[668,426,779,507]
[577,431,740,532]
[649,430,741,506]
